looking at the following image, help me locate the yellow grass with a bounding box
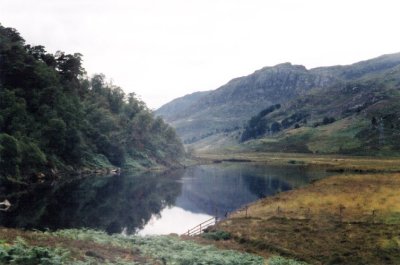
[194,152,400,172]
[213,173,400,264]
[232,173,400,223]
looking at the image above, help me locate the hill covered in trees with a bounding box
[157,53,400,155]
[0,24,184,181]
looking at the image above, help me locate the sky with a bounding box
[1,0,400,109]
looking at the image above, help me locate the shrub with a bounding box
[0,238,69,265]
[322,116,336,125]
[268,256,310,265]
[202,230,232,241]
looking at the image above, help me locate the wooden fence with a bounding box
[183,217,218,236]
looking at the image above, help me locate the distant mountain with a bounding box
[156,53,400,155]
[156,91,211,122]
[157,63,337,143]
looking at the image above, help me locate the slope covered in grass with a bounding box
[0,228,265,265]
[239,66,400,155]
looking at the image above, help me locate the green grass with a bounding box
[51,229,264,265]
[0,237,69,265]
[267,256,309,265]
[306,117,367,153]
[1,228,267,264]
[201,230,232,241]
[244,116,373,155]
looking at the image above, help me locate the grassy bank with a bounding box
[193,152,400,173]
[209,173,400,264]
[0,228,265,265]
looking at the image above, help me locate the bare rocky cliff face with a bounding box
[156,53,400,145]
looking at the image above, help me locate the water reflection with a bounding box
[139,207,211,235]
[140,163,329,234]
[0,163,330,235]
[0,171,182,234]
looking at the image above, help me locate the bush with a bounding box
[0,238,69,265]
[202,230,232,241]
[268,256,310,265]
[322,116,336,125]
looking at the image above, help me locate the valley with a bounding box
[152,53,400,264]
[157,53,400,156]
[2,19,400,265]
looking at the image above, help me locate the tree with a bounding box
[322,116,336,125]
[371,116,378,127]
[0,134,21,178]
[271,122,282,133]
[19,139,47,175]
[42,118,67,155]
[0,24,184,178]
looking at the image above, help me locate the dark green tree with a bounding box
[0,134,21,178]
[271,122,282,133]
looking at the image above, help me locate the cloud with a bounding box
[1,0,400,108]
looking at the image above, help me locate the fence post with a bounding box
[339,204,345,222]
[306,207,311,219]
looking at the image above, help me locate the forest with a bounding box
[0,25,184,181]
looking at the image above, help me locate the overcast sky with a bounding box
[1,0,400,108]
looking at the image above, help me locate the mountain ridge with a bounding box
[156,52,400,154]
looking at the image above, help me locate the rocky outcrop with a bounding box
[156,53,400,145]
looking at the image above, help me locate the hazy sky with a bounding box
[1,0,400,108]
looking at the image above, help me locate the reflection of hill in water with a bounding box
[175,164,328,217]
[0,164,330,234]
[0,171,182,234]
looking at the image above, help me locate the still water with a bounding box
[0,163,330,235]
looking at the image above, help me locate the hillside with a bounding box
[0,24,184,181]
[156,63,338,143]
[156,91,211,121]
[240,65,400,155]
[156,53,400,155]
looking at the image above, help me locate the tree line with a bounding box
[0,25,184,180]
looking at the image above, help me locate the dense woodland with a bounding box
[0,25,184,181]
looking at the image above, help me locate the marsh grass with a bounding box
[216,173,400,264]
[195,152,400,172]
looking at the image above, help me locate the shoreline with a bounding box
[199,171,400,264]
[189,151,400,173]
